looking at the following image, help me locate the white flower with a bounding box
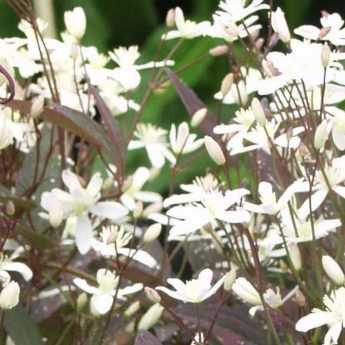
[0,254,33,282]
[244,181,304,215]
[41,170,128,254]
[64,7,87,41]
[295,12,345,46]
[156,268,226,303]
[169,122,203,155]
[163,7,211,40]
[129,124,176,168]
[258,39,341,95]
[121,167,162,211]
[271,7,291,43]
[233,277,298,316]
[296,287,345,345]
[74,269,142,315]
[279,206,340,243]
[215,0,269,24]
[167,189,250,239]
[298,156,345,217]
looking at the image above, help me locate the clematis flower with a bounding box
[297,155,345,217]
[156,268,226,303]
[74,269,142,315]
[166,189,250,239]
[215,0,269,24]
[41,170,128,254]
[296,287,345,345]
[169,122,203,155]
[128,124,176,168]
[233,277,298,316]
[120,167,162,211]
[295,12,345,46]
[163,7,211,40]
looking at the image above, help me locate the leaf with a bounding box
[135,331,162,345]
[164,68,218,138]
[89,86,126,181]
[4,305,44,345]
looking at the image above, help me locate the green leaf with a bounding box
[4,305,44,345]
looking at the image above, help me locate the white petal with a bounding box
[89,201,128,220]
[295,311,332,332]
[62,170,82,193]
[73,278,99,295]
[90,293,113,315]
[75,215,93,254]
[2,262,33,281]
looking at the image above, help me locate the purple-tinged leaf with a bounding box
[135,331,163,345]
[165,69,218,138]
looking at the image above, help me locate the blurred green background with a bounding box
[1,0,345,192]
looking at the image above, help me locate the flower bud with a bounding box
[209,45,229,57]
[322,255,345,285]
[271,8,291,43]
[321,43,331,68]
[145,287,161,304]
[232,278,261,305]
[223,267,237,291]
[137,303,164,330]
[191,108,207,127]
[166,9,176,28]
[5,201,15,216]
[251,98,266,126]
[314,120,329,150]
[76,292,88,312]
[124,301,141,318]
[293,288,306,307]
[0,281,20,309]
[204,136,226,165]
[64,7,86,41]
[143,224,162,243]
[31,96,44,119]
[288,243,302,271]
[220,73,234,97]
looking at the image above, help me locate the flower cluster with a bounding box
[2,1,345,345]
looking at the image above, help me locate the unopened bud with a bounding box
[271,8,291,43]
[322,255,345,285]
[144,224,162,243]
[314,120,329,150]
[31,96,44,119]
[5,201,15,216]
[251,98,266,126]
[288,243,302,271]
[223,267,237,291]
[166,9,176,28]
[321,43,331,68]
[220,73,234,97]
[204,136,226,165]
[138,303,164,330]
[124,301,141,318]
[145,287,161,304]
[76,292,88,312]
[64,7,86,41]
[0,281,20,309]
[209,45,229,57]
[191,108,207,127]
